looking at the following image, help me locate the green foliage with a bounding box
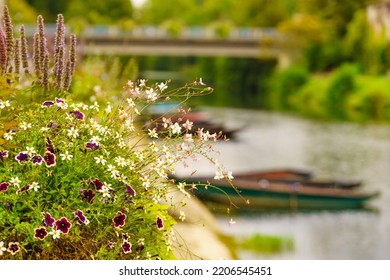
[271,66,309,110]
[325,64,357,119]
[233,233,294,255]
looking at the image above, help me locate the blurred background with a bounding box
[5,0,390,259]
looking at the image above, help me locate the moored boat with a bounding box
[178,176,379,210]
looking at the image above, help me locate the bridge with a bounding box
[24,25,298,68]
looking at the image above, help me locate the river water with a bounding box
[176,107,390,259]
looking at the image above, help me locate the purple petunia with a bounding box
[15,152,29,164]
[92,178,103,191]
[55,217,72,234]
[31,155,44,165]
[71,110,85,120]
[44,151,56,167]
[34,227,48,240]
[55,98,67,109]
[86,141,100,151]
[113,211,127,228]
[0,150,8,161]
[0,182,9,192]
[122,241,132,254]
[80,189,95,204]
[125,184,136,196]
[74,210,89,225]
[42,100,54,107]
[7,242,20,255]
[156,216,164,231]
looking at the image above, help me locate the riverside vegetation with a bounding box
[0,6,236,259]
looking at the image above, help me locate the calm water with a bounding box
[176,107,390,259]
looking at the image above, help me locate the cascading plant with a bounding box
[0,6,235,260]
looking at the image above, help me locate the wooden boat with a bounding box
[178,176,379,210]
[234,170,362,189]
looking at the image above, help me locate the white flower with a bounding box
[67,127,79,138]
[214,170,224,180]
[170,122,182,134]
[3,131,15,141]
[148,129,158,138]
[94,155,106,165]
[90,136,101,144]
[49,229,61,239]
[25,146,36,156]
[20,122,32,130]
[99,185,111,197]
[30,182,40,191]
[146,88,158,101]
[105,104,112,113]
[115,156,127,167]
[60,151,73,161]
[0,241,7,255]
[107,164,117,172]
[179,211,186,222]
[158,82,168,92]
[227,171,234,180]
[228,218,236,226]
[126,98,135,108]
[10,177,21,187]
[90,101,100,111]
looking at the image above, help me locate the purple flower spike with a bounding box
[125,184,136,196]
[71,110,85,120]
[42,100,54,107]
[113,211,127,228]
[122,241,132,254]
[44,151,56,167]
[80,189,95,204]
[7,242,20,255]
[74,210,89,225]
[0,182,10,192]
[86,141,100,151]
[92,178,103,191]
[55,217,72,234]
[42,212,55,227]
[34,227,48,240]
[156,216,164,231]
[31,155,44,165]
[15,152,29,164]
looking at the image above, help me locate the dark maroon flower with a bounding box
[31,155,44,165]
[71,110,85,120]
[0,182,9,192]
[80,189,95,204]
[44,151,56,167]
[15,152,29,164]
[122,241,132,254]
[7,242,20,255]
[46,137,56,153]
[42,100,54,107]
[92,178,103,191]
[74,210,89,225]
[55,217,72,234]
[125,184,136,196]
[156,216,164,230]
[42,212,55,227]
[34,227,48,240]
[113,211,127,228]
[16,185,30,194]
[0,150,8,161]
[86,141,99,151]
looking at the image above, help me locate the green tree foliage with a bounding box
[8,0,37,23]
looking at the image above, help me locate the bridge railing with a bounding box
[19,24,283,42]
